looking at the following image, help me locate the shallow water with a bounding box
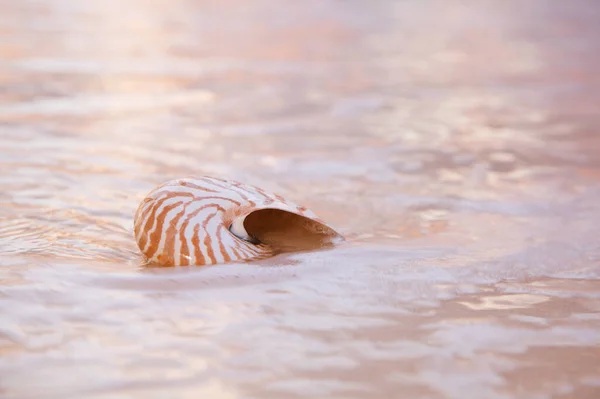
[1,0,600,398]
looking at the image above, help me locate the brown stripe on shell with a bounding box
[228,182,257,206]
[192,223,205,266]
[161,203,190,265]
[199,177,232,192]
[179,180,220,193]
[229,244,243,260]
[216,224,232,263]
[202,212,218,264]
[137,192,194,251]
[145,200,184,259]
[177,203,220,265]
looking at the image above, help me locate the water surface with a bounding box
[1,0,600,398]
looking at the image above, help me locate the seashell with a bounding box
[133,176,343,266]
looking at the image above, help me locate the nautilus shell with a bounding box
[134,177,342,266]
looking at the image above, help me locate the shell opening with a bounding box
[239,208,341,253]
[228,215,260,244]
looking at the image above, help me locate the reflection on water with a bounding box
[1,0,600,398]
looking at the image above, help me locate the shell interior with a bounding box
[233,208,341,254]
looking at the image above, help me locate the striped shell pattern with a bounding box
[134,177,341,266]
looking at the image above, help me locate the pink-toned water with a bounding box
[1,1,599,398]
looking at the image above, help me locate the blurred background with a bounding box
[1,0,599,398]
